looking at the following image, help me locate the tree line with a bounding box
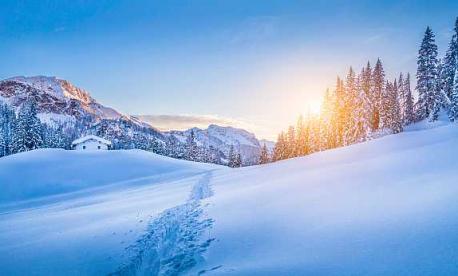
[265,18,458,164]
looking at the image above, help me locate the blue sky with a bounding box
[0,0,457,139]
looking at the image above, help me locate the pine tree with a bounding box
[450,67,458,121]
[348,74,372,143]
[382,81,403,133]
[227,145,238,167]
[234,152,242,167]
[0,123,5,157]
[398,73,405,123]
[11,122,26,153]
[272,132,287,161]
[185,130,198,161]
[286,125,296,158]
[295,115,308,156]
[20,99,44,151]
[441,17,458,103]
[371,58,385,130]
[334,77,346,147]
[320,89,337,149]
[11,103,31,153]
[343,67,357,145]
[259,143,270,164]
[391,81,403,133]
[0,104,16,156]
[403,73,415,125]
[416,26,439,121]
[430,60,446,121]
[362,62,372,97]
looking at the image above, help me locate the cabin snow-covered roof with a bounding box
[71,135,112,146]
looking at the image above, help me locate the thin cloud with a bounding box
[135,114,252,131]
[134,114,276,141]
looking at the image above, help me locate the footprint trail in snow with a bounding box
[110,171,215,276]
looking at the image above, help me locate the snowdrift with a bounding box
[0,149,216,204]
[1,123,458,275]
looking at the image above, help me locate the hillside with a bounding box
[1,123,457,275]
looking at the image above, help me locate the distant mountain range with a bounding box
[0,76,274,165]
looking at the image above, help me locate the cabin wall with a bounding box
[74,140,109,150]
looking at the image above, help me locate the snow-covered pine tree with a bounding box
[380,81,392,130]
[234,152,242,168]
[391,80,403,133]
[416,26,439,121]
[207,145,222,164]
[320,88,337,150]
[450,66,458,121]
[259,143,270,164]
[295,115,309,156]
[348,74,372,144]
[430,59,448,121]
[0,121,5,157]
[272,132,287,161]
[24,99,44,151]
[307,114,322,153]
[334,77,346,147]
[382,80,403,133]
[227,145,239,167]
[403,73,415,125]
[0,104,16,157]
[11,106,27,154]
[441,17,458,103]
[320,94,331,150]
[286,125,296,158]
[343,67,357,145]
[361,62,372,97]
[227,145,234,167]
[398,73,405,123]
[185,130,198,161]
[371,58,385,130]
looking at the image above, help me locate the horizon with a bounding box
[1,0,458,140]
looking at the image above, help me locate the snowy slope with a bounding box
[1,123,458,275]
[191,123,458,275]
[0,150,222,275]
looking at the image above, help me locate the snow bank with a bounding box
[0,149,217,204]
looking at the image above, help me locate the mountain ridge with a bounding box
[0,75,267,165]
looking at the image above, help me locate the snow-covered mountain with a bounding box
[0,76,123,121]
[166,124,263,165]
[1,123,458,275]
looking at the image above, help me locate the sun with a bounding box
[307,101,322,115]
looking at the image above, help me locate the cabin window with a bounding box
[83,146,86,149]
[98,146,101,149]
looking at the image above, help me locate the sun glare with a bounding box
[307,101,322,115]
